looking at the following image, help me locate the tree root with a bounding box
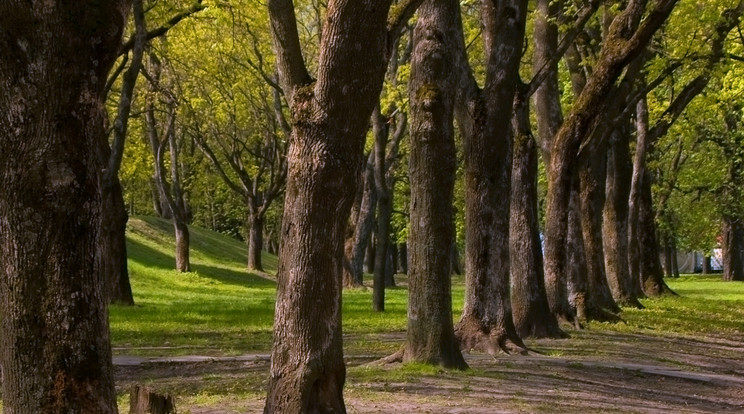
[455,317,528,356]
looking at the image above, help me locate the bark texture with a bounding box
[603,126,644,307]
[0,1,129,412]
[722,217,744,281]
[510,93,566,339]
[543,0,678,325]
[455,0,529,355]
[403,0,467,369]
[264,0,407,411]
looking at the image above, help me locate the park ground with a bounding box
[111,217,744,413]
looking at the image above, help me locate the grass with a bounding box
[115,216,744,356]
[111,217,744,411]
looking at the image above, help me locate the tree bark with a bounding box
[264,0,406,410]
[510,92,566,339]
[577,141,622,320]
[639,171,674,295]
[403,0,467,369]
[345,152,376,287]
[543,0,679,325]
[373,107,393,311]
[0,2,128,412]
[628,96,649,295]
[566,174,589,322]
[604,126,644,307]
[721,217,744,281]
[247,212,264,271]
[102,177,135,305]
[702,255,712,274]
[455,0,529,355]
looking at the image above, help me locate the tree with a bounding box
[0,1,129,412]
[455,0,529,354]
[401,0,467,368]
[543,0,678,320]
[264,0,421,411]
[144,50,193,273]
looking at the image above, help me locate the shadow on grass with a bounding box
[191,263,275,288]
[127,238,174,270]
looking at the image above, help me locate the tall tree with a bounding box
[543,0,679,319]
[264,0,421,411]
[401,0,467,368]
[0,1,129,412]
[144,51,192,273]
[455,0,529,354]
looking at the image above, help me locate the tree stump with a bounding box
[129,384,175,414]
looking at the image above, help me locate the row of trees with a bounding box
[2,0,744,412]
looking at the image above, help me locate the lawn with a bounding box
[111,216,744,413]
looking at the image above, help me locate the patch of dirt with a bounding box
[114,330,744,413]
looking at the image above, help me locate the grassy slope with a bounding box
[115,216,744,357]
[113,217,744,412]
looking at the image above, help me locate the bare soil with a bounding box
[114,330,744,413]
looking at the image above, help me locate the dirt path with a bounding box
[114,330,744,413]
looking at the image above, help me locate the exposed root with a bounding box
[583,306,625,324]
[644,280,678,297]
[371,348,404,366]
[456,317,528,356]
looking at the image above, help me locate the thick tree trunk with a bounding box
[722,217,744,281]
[402,0,467,369]
[566,174,589,322]
[0,2,127,412]
[579,138,621,317]
[455,0,529,355]
[264,0,399,410]
[604,127,644,307]
[510,94,566,339]
[102,177,135,305]
[639,172,675,295]
[247,212,264,271]
[543,0,678,328]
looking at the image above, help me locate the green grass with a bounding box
[114,216,744,358]
[589,275,744,338]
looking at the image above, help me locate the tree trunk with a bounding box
[102,177,135,305]
[579,137,621,317]
[510,93,566,339]
[0,2,127,412]
[543,0,679,328]
[384,242,396,287]
[174,219,191,273]
[628,96,649,295]
[403,0,467,369]
[702,255,712,274]
[398,242,408,274]
[455,0,529,355]
[639,171,674,295]
[365,235,375,274]
[130,385,175,414]
[566,174,589,322]
[603,126,644,307]
[264,0,399,410]
[346,153,376,287]
[373,186,392,311]
[671,237,681,278]
[247,212,264,271]
[721,217,744,281]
